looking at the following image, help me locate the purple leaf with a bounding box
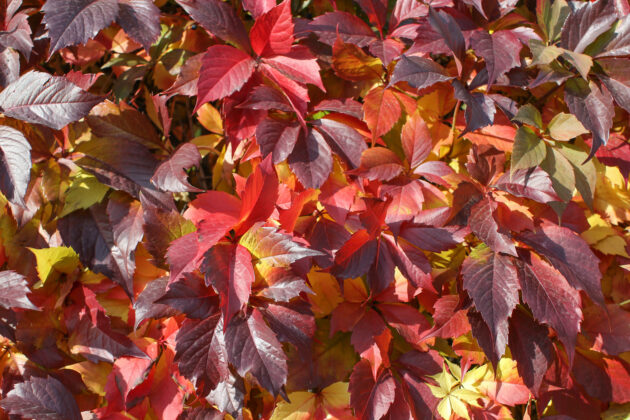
[117,0,161,52]
[175,0,250,51]
[400,225,464,252]
[133,276,178,329]
[598,14,630,57]
[0,125,31,207]
[239,85,292,112]
[470,30,522,87]
[0,376,81,420]
[390,54,453,90]
[207,374,245,417]
[518,223,604,305]
[0,271,38,310]
[0,71,103,130]
[288,127,333,189]
[0,48,19,89]
[175,314,230,395]
[225,309,288,396]
[462,246,519,358]
[452,80,496,133]
[428,7,466,74]
[306,11,377,47]
[564,78,614,157]
[494,167,561,203]
[260,300,315,356]
[314,118,367,169]
[151,143,202,192]
[469,197,517,256]
[560,0,618,54]
[42,0,119,54]
[158,274,219,319]
[516,250,582,363]
[597,57,630,113]
[256,119,301,164]
[0,4,32,58]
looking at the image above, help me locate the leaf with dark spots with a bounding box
[0,376,81,420]
[333,229,378,279]
[314,118,367,169]
[462,245,519,358]
[225,309,287,396]
[307,11,376,47]
[176,0,250,50]
[469,197,517,256]
[288,127,333,189]
[516,250,582,362]
[0,125,31,206]
[158,274,219,319]
[0,71,103,130]
[117,0,161,51]
[42,0,119,53]
[349,360,396,420]
[175,314,229,394]
[494,167,561,203]
[0,270,38,310]
[428,7,466,74]
[518,223,603,304]
[133,277,178,329]
[508,309,552,395]
[151,143,202,193]
[202,243,255,326]
[453,80,496,134]
[564,78,614,157]
[195,45,256,109]
[470,30,522,87]
[560,0,617,53]
[391,54,453,91]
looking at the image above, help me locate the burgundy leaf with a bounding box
[315,98,364,119]
[0,125,31,206]
[564,78,614,156]
[518,223,604,305]
[581,304,630,356]
[262,45,324,90]
[597,57,630,113]
[133,276,178,329]
[400,225,464,252]
[256,119,301,164]
[242,0,275,18]
[0,48,19,89]
[560,0,618,53]
[494,167,561,203]
[469,197,517,256]
[453,80,496,133]
[164,53,203,97]
[356,0,388,32]
[309,218,351,269]
[117,0,161,51]
[260,300,315,355]
[288,127,333,189]
[202,243,255,326]
[390,0,428,28]
[598,13,630,57]
[158,274,218,319]
[516,250,582,362]
[0,376,81,420]
[307,11,376,47]
[151,143,202,192]
[0,2,32,58]
[207,374,245,416]
[0,270,38,310]
[508,309,552,395]
[0,71,103,130]
[390,54,453,91]
[314,118,367,169]
[468,309,501,365]
[399,372,440,420]
[249,0,293,57]
[333,229,378,278]
[175,314,230,394]
[462,246,520,357]
[355,147,404,181]
[195,45,256,109]
[225,309,288,396]
[367,239,396,295]
[240,85,292,112]
[350,360,396,420]
[176,0,250,51]
[470,30,522,87]
[42,0,119,53]
[428,7,466,73]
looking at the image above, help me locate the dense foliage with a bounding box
[0,0,630,418]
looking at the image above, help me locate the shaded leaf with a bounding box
[453,81,496,134]
[560,0,617,53]
[469,198,517,256]
[0,125,30,206]
[470,30,522,87]
[391,54,453,91]
[511,126,546,172]
[288,127,332,189]
[240,223,322,267]
[349,360,396,420]
[0,270,38,310]
[494,167,560,203]
[0,376,81,420]
[151,143,202,193]
[117,0,161,51]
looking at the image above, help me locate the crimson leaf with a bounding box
[249,0,294,57]
[0,376,81,420]
[349,360,397,420]
[0,71,103,130]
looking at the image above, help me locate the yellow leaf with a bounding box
[270,382,352,420]
[64,361,112,396]
[191,134,222,157]
[29,247,80,285]
[60,170,109,217]
[270,391,316,420]
[547,112,588,141]
[307,270,343,318]
[582,214,629,257]
[197,103,223,134]
[603,403,630,420]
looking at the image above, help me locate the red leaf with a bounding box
[518,223,604,305]
[184,191,241,247]
[581,304,630,356]
[516,250,582,362]
[355,147,404,181]
[195,45,256,109]
[314,118,367,169]
[469,197,518,256]
[0,376,81,420]
[262,45,325,91]
[242,0,275,18]
[202,243,255,325]
[350,360,396,420]
[462,247,519,357]
[249,0,294,57]
[363,87,402,140]
[236,157,279,234]
[401,112,432,168]
[151,143,202,193]
[225,309,288,396]
[356,0,388,33]
[333,229,378,278]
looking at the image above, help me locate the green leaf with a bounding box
[561,50,593,80]
[529,40,563,66]
[557,143,596,208]
[511,126,547,172]
[537,0,570,43]
[548,112,588,141]
[541,145,575,202]
[513,104,543,129]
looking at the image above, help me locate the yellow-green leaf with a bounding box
[511,126,547,172]
[548,113,588,141]
[60,170,109,217]
[29,246,80,285]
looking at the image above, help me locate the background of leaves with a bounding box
[0,0,630,418]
